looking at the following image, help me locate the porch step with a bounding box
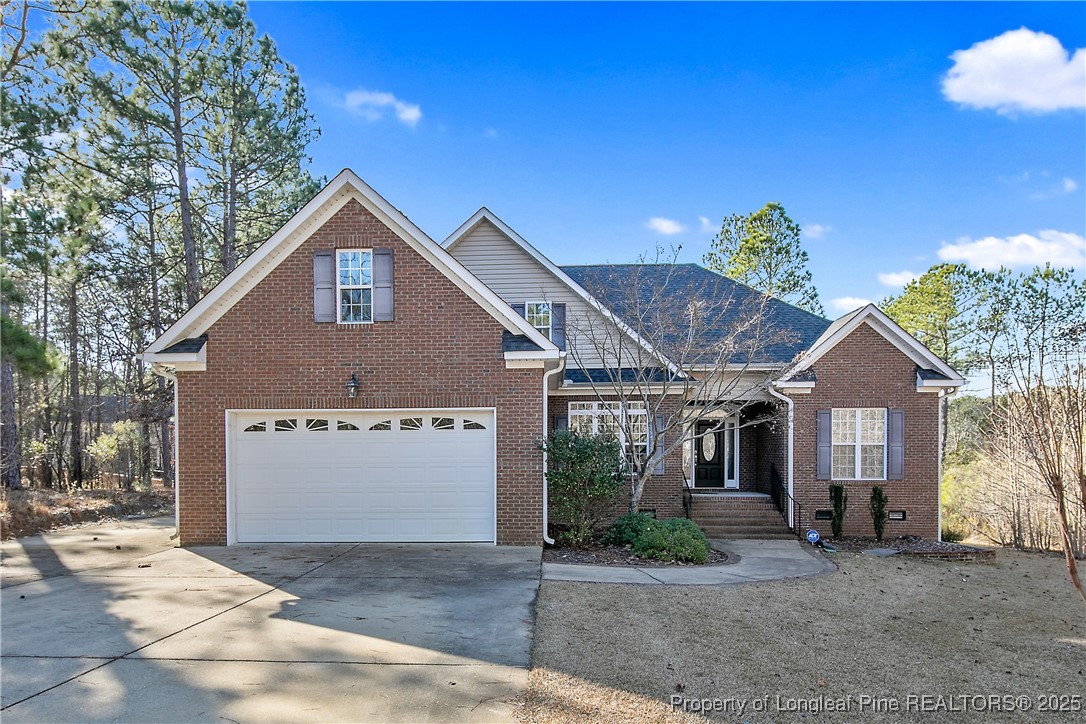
[690,495,794,540]
[697,524,795,538]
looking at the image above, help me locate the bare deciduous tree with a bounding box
[563,249,795,512]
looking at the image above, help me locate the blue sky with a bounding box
[248,1,1085,315]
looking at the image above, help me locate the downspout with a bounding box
[768,385,795,530]
[937,387,952,542]
[541,353,567,545]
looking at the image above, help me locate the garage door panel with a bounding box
[232,410,495,543]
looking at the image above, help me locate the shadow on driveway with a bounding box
[1,518,540,722]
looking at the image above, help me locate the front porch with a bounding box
[682,403,797,539]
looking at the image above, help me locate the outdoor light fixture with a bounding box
[346,373,360,398]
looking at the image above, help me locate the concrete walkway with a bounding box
[541,539,835,585]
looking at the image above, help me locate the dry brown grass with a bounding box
[523,550,1086,722]
[0,487,173,539]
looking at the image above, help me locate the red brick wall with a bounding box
[176,198,544,545]
[787,323,941,539]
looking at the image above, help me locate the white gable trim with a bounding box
[781,304,965,387]
[144,171,556,357]
[444,208,680,375]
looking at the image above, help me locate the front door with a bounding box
[694,420,738,489]
[695,421,724,488]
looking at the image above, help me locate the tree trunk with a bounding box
[39,264,53,488]
[1056,491,1086,606]
[68,280,83,488]
[170,47,200,308]
[1,356,21,490]
[223,169,237,273]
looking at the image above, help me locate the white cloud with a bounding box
[942,28,1086,115]
[877,270,919,287]
[1063,177,1079,193]
[342,89,422,127]
[803,223,831,240]
[830,297,873,313]
[646,217,686,236]
[937,230,1085,270]
[698,216,715,234]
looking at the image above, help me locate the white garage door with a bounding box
[230,409,495,543]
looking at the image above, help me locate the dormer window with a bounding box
[526,302,552,339]
[337,250,373,323]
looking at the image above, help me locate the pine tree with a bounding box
[703,202,824,316]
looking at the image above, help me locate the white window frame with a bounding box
[525,301,552,340]
[831,408,887,481]
[568,401,648,464]
[336,249,373,324]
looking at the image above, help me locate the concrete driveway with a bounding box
[1,518,541,723]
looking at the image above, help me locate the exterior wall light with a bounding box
[346,373,360,398]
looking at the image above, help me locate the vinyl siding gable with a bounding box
[451,219,629,369]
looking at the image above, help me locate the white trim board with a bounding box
[144,171,556,358]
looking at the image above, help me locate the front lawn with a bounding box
[521,550,1086,722]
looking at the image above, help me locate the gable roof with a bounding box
[561,264,832,365]
[143,171,557,360]
[781,303,965,386]
[444,208,680,374]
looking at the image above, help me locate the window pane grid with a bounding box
[337,250,373,323]
[831,408,886,480]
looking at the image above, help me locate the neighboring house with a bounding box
[142,170,964,546]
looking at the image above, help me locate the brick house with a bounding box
[142,170,964,546]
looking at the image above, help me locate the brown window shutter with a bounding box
[313,251,335,323]
[552,303,566,349]
[373,248,394,322]
[816,409,832,480]
[887,409,904,480]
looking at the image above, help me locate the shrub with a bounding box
[870,486,888,540]
[541,429,628,548]
[630,517,709,563]
[602,512,656,547]
[941,526,965,543]
[829,483,847,538]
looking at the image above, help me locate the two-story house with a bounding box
[142,170,964,546]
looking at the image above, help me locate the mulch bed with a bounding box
[543,545,730,567]
[825,535,996,561]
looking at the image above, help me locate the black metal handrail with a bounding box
[682,484,693,519]
[769,464,804,538]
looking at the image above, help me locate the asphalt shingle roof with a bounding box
[560,264,831,365]
[502,331,544,353]
[160,336,207,354]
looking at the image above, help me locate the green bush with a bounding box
[629,517,709,563]
[829,483,847,538]
[602,512,656,547]
[542,429,628,548]
[941,526,965,543]
[870,486,888,540]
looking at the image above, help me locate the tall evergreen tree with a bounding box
[703,202,825,316]
[201,8,321,276]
